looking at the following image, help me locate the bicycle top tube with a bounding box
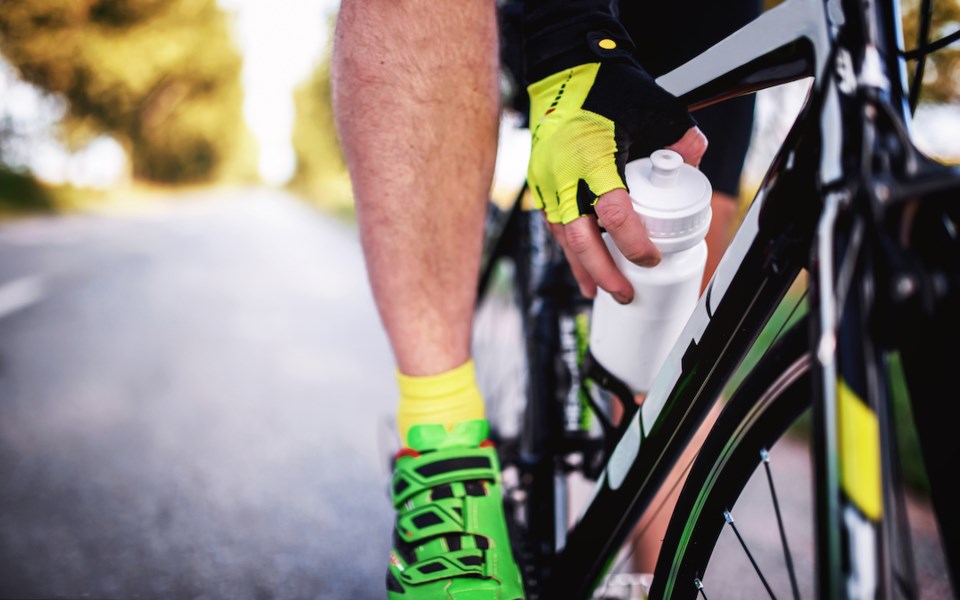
[657,0,912,134]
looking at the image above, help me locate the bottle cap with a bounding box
[623,149,712,253]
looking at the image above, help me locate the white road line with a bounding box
[0,275,45,320]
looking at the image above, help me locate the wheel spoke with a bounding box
[695,577,710,599]
[724,511,778,599]
[761,449,801,600]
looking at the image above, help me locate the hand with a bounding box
[548,128,707,303]
[527,57,707,303]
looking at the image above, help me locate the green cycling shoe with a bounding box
[386,419,526,599]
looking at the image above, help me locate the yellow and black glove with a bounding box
[527,34,695,224]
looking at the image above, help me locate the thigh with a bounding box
[619,0,762,77]
[691,95,756,197]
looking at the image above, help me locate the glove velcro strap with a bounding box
[398,549,486,585]
[391,448,498,507]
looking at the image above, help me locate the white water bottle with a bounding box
[588,149,712,394]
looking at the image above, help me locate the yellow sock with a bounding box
[396,359,486,446]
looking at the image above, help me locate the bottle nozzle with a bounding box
[650,149,683,188]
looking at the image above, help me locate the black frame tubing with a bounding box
[477,0,960,596]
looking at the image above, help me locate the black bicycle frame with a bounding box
[490,0,960,597]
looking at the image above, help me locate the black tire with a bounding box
[648,314,814,600]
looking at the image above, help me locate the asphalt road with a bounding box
[0,190,398,600]
[0,189,952,600]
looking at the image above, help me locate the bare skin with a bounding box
[332,0,501,377]
[552,128,708,304]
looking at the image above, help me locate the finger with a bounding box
[595,189,660,268]
[548,220,598,299]
[665,126,708,168]
[563,215,634,304]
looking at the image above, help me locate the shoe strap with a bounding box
[396,498,466,542]
[391,446,499,507]
[396,549,486,585]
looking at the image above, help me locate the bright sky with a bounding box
[217,0,340,186]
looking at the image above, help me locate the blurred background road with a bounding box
[0,190,397,599]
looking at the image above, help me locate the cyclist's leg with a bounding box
[333,0,496,382]
[694,95,756,289]
[617,0,760,573]
[332,2,523,597]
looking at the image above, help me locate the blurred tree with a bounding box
[290,60,345,189]
[901,0,960,105]
[288,21,353,218]
[763,0,957,104]
[0,0,258,184]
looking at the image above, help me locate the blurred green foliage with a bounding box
[0,0,258,184]
[901,0,960,105]
[0,164,108,216]
[0,165,55,213]
[288,22,353,220]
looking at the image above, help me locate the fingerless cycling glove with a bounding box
[526,31,695,224]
